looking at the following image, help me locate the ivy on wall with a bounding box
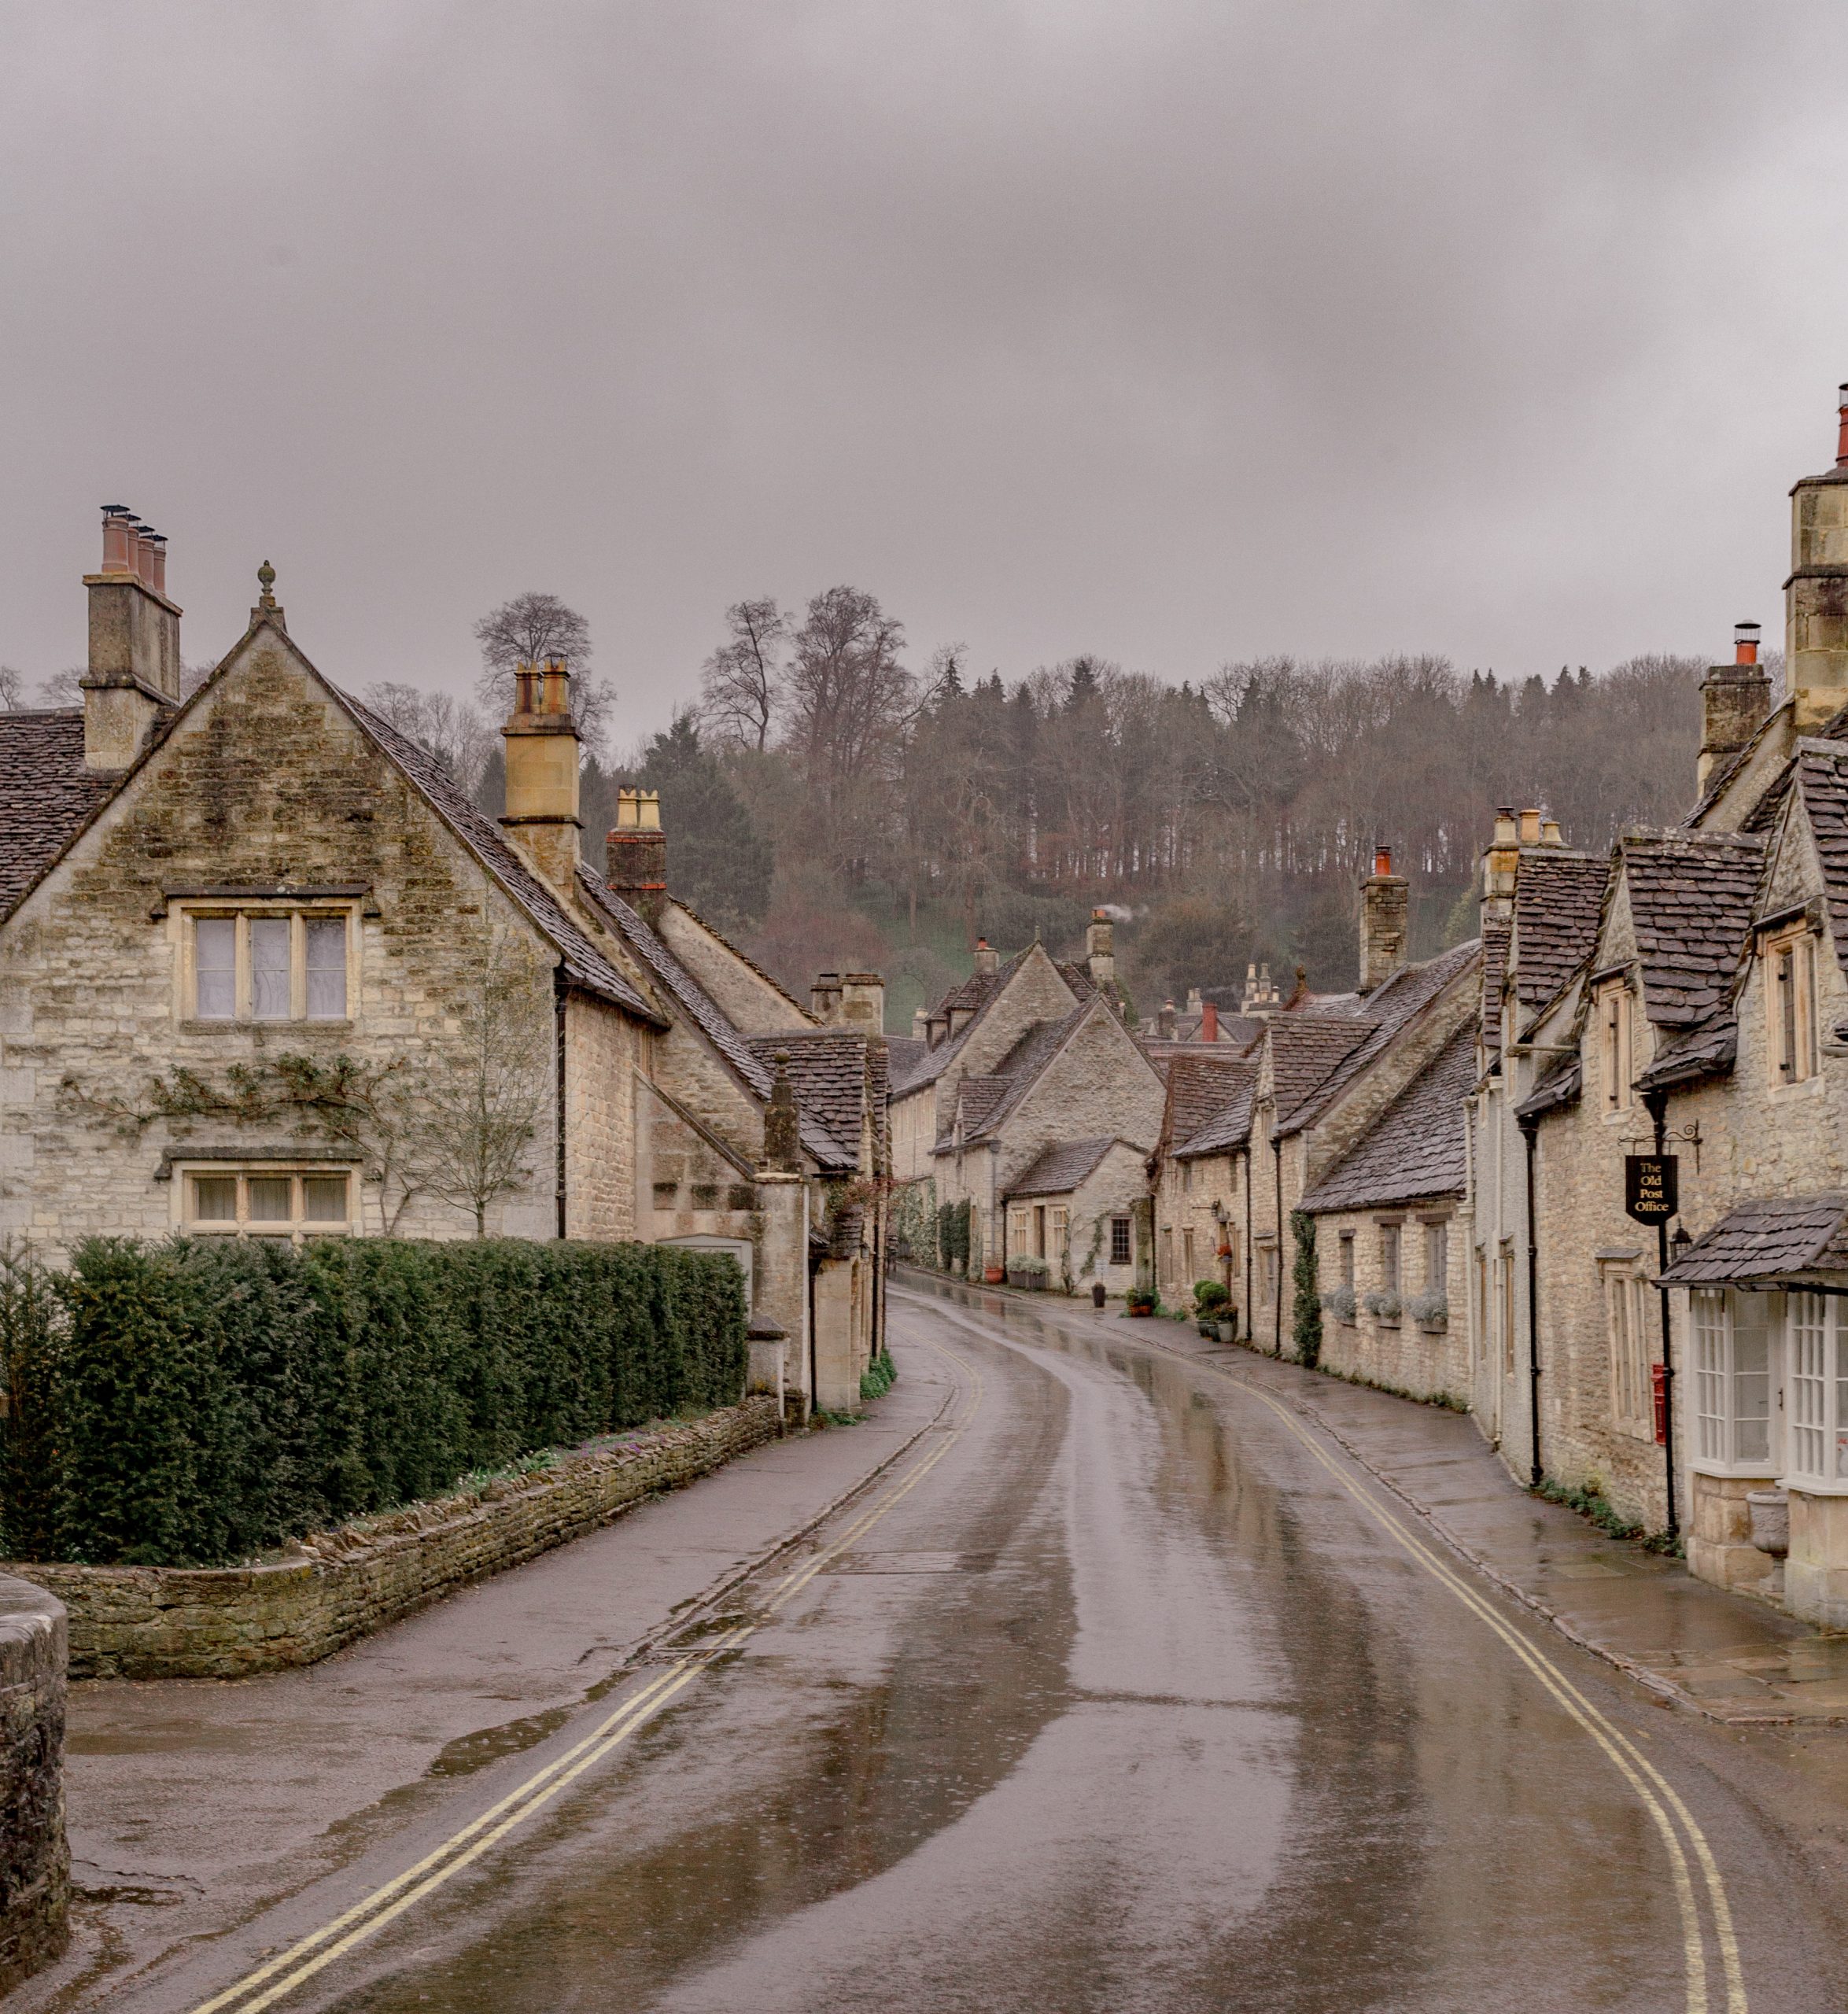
[1291,1211,1323,1369]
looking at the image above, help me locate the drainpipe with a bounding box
[1517,1112,1541,1486]
[1242,1146,1254,1345]
[553,968,569,1239]
[1272,1134,1284,1359]
[1644,1091,1680,1541]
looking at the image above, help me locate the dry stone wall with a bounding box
[0,1573,67,1993]
[13,1398,778,1680]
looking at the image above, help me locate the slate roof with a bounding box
[1512,853,1606,1013]
[1267,1015,1370,1127]
[1635,1014,1738,1094]
[749,1029,873,1168]
[576,870,849,1169]
[1299,1023,1477,1215]
[1658,1196,1848,1285]
[1621,831,1764,1028]
[336,699,665,1024]
[1161,1056,1255,1150]
[1792,742,1848,983]
[1005,1136,1119,1199]
[1513,1055,1581,1121]
[884,1035,930,1094]
[1480,911,1510,1065]
[1175,1078,1256,1160]
[1277,938,1481,1138]
[0,710,121,920]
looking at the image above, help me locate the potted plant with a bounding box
[1407,1287,1448,1330]
[1321,1283,1358,1326]
[1127,1287,1156,1317]
[983,1263,1005,1285]
[1007,1256,1049,1290]
[1193,1279,1228,1337]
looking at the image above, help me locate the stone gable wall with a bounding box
[992,1014,1163,1194]
[0,1574,66,1994]
[657,906,810,1036]
[929,949,1079,1137]
[0,637,570,1249]
[563,996,644,1240]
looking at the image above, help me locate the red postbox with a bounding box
[1651,1363,1669,1447]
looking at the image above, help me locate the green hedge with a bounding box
[0,1236,746,1569]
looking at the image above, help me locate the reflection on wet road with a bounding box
[137,1278,1848,2012]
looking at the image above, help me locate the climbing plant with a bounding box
[1291,1211,1323,1368]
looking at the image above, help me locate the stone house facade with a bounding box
[0,516,883,1417]
[1001,1136,1149,1294]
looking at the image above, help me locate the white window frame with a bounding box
[1600,1262,1652,1440]
[179,903,356,1027]
[1688,1288,1775,1477]
[175,1163,356,1241]
[1783,1289,1848,1492]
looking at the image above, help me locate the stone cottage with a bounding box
[0,513,882,1415]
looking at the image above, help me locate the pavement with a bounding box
[971,1274,1848,1728]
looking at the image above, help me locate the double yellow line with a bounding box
[188,1342,981,2014]
[919,1293,1746,2014]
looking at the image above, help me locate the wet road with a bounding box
[94,1278,1848,2012]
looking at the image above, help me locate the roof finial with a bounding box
[256,559,276,610]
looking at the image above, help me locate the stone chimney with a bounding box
[502,658,581,891]
[82,505,183,770]
[837,972,885,1031]
[972,938,998,976]
[1697,622,1772,791]
[1358,843,1409,994]
[810,972,843,1022]
[762,1052,801,1171]
[1541,817,1563,846]
[1157,1000,1176,1039]
[607,788,667,926]
[911,1005,929,1041]
[1241,961,1282,1016]
[924,1011,946,1048]
[1786,383,1848,730]
[1186,986,1203,1013]
[1086,909,1116,989]
[1481,806,1519,914]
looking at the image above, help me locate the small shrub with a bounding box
[859,1350,897,1402]
[1193,1280,1228,1315]
[1407,1288,1448,1326]
[1362,1289,1402,1321]
[1320,1283,1357,1323]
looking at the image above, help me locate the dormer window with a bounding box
[1597,977,1633,1113]
[1765,925,1819,1085]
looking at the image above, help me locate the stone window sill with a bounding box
[181,1019,355,1036]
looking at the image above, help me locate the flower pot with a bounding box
[1747,1488,1789,1558]
[983,1266,1005,1285]
[1216,1320,1236,1343]
[1091,1282,1107,1309]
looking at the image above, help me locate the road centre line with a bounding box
[908,1290,1746,2014]
[186,1336,983,2014]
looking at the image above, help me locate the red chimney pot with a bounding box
[1373,844,1392,878]
[1734,622,1760,667]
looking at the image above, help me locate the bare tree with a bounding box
[35,670,83,706]
[361,681,498,795]
[783,586,915,865]
[470,592,611,758]
[409,933,555,1235]
[699,596,786,751]
[0,668,28,711]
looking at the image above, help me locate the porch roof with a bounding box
[1657,1195,1848,1286]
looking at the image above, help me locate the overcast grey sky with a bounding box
[2,3,1843,738]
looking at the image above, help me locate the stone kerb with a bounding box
[0,1573,68,1992]
[9,1398,779,1682]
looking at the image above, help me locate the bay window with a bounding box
[1689,1290,1772,1473]
[1785,1292,1848,1489]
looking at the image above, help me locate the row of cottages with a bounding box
[1268,386,1848,1632]
[1149,855,1482,1341]
[886,915,1165,1291]
[0,512,884,1414]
